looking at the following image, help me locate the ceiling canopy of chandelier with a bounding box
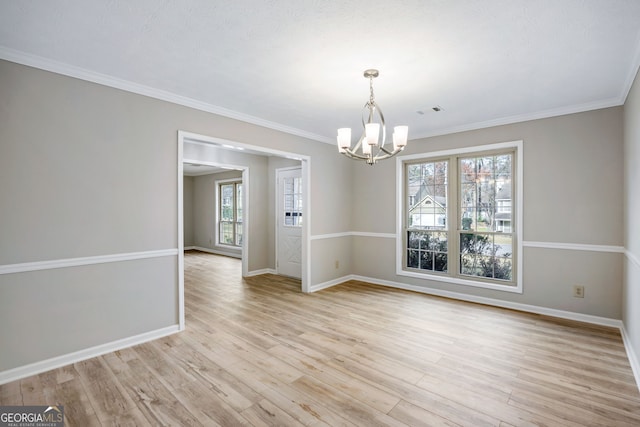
[337,69,408,165]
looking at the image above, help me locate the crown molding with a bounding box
[410,97,624,141]
[1,45,635,146]
[0,46,333,145]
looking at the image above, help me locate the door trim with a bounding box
[177,130,311,329]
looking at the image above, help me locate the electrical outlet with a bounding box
[335,260,339,269]
[573,285,585,298]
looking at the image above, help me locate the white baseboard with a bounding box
[0,325,180,385]
[311,274,622,328]
[621,324,640,391]
[309,275,353,292]
[186,246,241,259]
[245,268,277,277]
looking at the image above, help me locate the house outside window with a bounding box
[218,180,242,247]
[398,141,522,293]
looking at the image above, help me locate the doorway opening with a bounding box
[177,131,311,330]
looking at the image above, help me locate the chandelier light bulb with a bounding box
[337,128,351,152]
[365,123,380,146]
[393,125,408,150]
[362,140,372,155]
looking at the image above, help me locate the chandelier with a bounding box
[337,69,408,165]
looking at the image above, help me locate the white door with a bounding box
[277,168,302,278]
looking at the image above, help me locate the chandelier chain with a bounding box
[369,76,375,106]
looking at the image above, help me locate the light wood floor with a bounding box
[2,251,640,426]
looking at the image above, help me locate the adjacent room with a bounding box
[1,1,640,425]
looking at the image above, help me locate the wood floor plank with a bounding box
[291,375,409,427]
[387,399,462,427]
[74,358,145,425]
[0,381,22,405]
[1,250,639,426]
[240,398,306,427]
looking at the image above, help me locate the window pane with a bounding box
[236,222,243,246]
[285,194,293,210]
[494,257,513,281]
[495,154,512,181]
[460,158,476,182]
[434,253,448,272]
[406,230,447,273]
[220,222,234,245]
[420,251,433,270]
[407,250,419,269]
[459,231,512,281]
[221,184,234,221]
[408,231,420,249]
[460,254,479,276]
[407,160,448,231]
[284,178,294,193]
[460,153,512,234]
[495,235,512,257]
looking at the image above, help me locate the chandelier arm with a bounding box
[342,148,370,161]
[372,152,394,161]
[378,145,399,156]
[373,146,405,161]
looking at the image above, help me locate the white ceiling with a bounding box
[1,1,639,144]
[183,163,227,176]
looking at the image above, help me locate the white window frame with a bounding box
[396,140,523,293]
[215,178,243,248]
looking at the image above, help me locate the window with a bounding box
[283,175,302,226]
[218,180,242,247]
[399,141,521,292]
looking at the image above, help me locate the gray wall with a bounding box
[351,107,624,319]
[0,60,352,373]
[623,67,640,369]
